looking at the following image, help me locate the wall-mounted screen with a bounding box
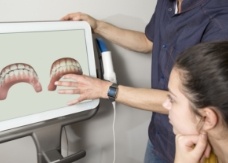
[0,21,99,132]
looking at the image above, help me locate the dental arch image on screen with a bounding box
[0,21,99,132]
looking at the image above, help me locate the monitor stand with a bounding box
[0,108,98,163]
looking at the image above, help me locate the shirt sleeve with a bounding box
[145,13,156,42]
[145,0,164,42]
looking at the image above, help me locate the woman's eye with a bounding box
[167,94,174,103]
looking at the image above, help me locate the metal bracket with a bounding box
[43,149,86,163]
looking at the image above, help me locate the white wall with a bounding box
[0,0,157,162]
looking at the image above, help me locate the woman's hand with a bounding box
[174,132,210,163]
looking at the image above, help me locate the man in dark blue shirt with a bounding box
[58,0,228,162]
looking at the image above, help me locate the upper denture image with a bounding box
[48,57,83,91]
[0,63,42,100]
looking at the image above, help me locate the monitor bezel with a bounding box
[0,21,100,132]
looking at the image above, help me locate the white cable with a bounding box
[112,101,116,163]
[97,38,117,163]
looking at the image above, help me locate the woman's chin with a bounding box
[172,128,178,135]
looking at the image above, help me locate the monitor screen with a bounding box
[0,21,99,132]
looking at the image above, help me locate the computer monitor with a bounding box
[0,21,99,132]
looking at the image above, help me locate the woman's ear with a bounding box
[199,108,218,131]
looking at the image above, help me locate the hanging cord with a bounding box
[112,101,116,163]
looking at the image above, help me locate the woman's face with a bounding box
[163,68,202,135]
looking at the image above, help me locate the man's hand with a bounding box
[61,12,99,32]
[55,74,112,105]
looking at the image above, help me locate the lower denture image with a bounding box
[48,57,83,91]
[0,63,42,100]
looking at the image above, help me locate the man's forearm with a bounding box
[115,85,168,114]
[95,21,153,53]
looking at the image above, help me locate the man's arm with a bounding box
[62,12,153,53]
[116,85,168,114]
[59,13,162,113]
[55,74,168,114]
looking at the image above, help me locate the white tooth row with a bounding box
[52,60,80,73]
[1,64,36,78]
[51,65,81,77]
[0,64,37,86]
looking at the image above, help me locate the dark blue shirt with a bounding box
[145,0,228,162]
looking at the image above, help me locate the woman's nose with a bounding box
[163,98,171,110]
